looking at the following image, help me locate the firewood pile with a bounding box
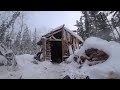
[85,48,109,61]
[78,48,109,65]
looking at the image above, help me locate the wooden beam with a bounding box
[63,29,67,40]
[76,39,79,49]
[48,39,62,41]
[43,38,46,60]
[68,45,73,55]
[73,39,76,50]
[44,29,62,38]
[62,28,64,61]
[51,36,57,40]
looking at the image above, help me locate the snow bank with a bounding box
[64,37,120,79]
[68,37,120,79]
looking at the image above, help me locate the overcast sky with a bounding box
[26,11,81,31]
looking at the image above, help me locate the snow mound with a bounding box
[64,37,120,79]
[73,37,120,79]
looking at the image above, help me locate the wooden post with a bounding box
[62,29,64,61]
[43,38,46,61]
[68,45,73,55]
[76,39,79,49]
[73,39,76,51]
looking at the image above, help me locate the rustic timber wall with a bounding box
[40,28,82,62]
[62,28,81,61]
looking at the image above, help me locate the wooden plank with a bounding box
[68,45,73,55]
[48,39,62,41]
[66,32,69,42]
[68,33,71,42]
[43,38,46,61]
[46,41,51,60]
[70,34,73,43]
[74,39,77,49]
[76,39,79,49]
[51,36,57,40]
[63,29,67,40]
[73,39,76,50]
[45,29,62,38]
[62,29,64,61]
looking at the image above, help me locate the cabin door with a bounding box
[50,41,62,63]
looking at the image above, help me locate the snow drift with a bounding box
[66,37,120,79]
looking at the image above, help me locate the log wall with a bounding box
[40,28,82,61]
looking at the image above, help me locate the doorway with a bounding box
[50,41,62,63]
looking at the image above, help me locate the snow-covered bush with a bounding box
[0,55,7,66]
[0,43,17,69]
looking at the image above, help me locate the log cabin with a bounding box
[37,24,84,63]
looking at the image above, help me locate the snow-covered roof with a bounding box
[64,27,84,42]
[42,24,84,42]
[42,25,64,37]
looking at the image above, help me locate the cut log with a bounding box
[85,48,109,62]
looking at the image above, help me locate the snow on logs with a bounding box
[78,48,109,65]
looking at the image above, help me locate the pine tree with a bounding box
[95,12,113,41]
[111,11,120,41]
[75,11,98,40]
[75,11,114,41]
[21,26,32,54]
[14,29,22,55]
[32,28,38,54]
[82,11,91,40]
[75,16,86,40]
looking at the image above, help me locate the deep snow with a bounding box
[71,37,120,79]
[0,37,120,79]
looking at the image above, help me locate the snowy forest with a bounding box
[0,11,39,55]
[75,11,120,41]
[1,11,120,79]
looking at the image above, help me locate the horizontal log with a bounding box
[44,29,62,38]
[48,39,62,41]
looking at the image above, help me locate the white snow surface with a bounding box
[0,37,120,79]
[0,54,68,79]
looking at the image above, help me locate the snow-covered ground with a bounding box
[1,37,120,79]
[0,54,85,79]
[0,54,72,79]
